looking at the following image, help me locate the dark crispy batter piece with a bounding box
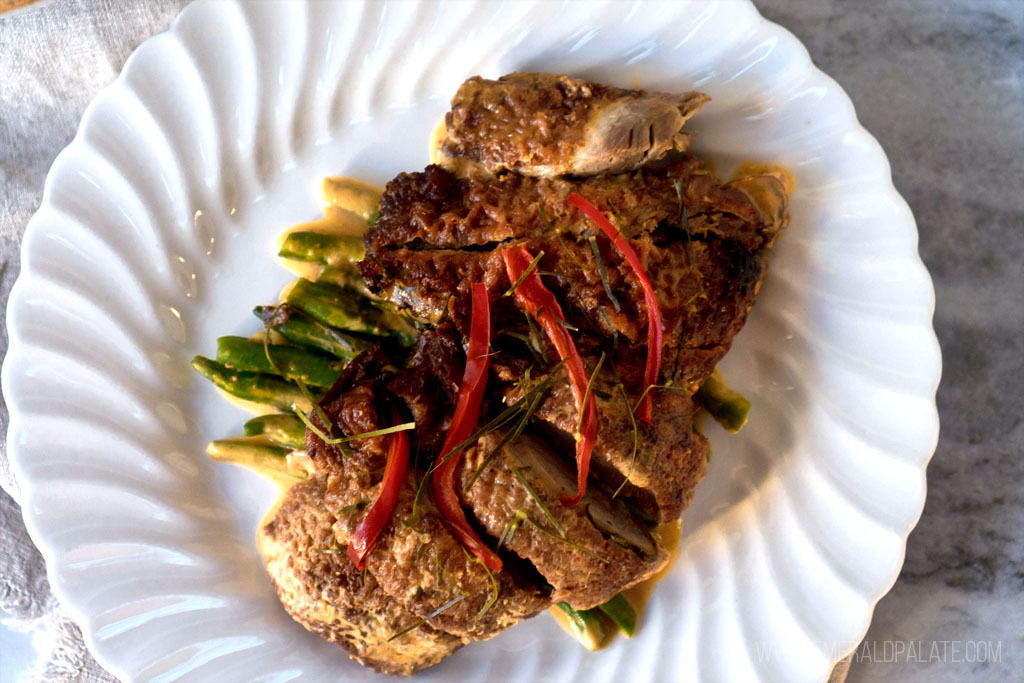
[457,432,666,610]
[516,367,711,524]
[258,475,463,675]
[361,158,784,391]
[366,156,783,254]
[364,234,763,391]
[386,326,464,456]
[358,156,784,526]
[306,353,550,643]
[441,72,709,177]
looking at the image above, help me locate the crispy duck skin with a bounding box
[258,475,463,675]
[519,366,710,524]
[457,431,667,610]
[440,72,709,177]
[306,350,550,643]
[365,157,783,255]
[360,159,783,381]
[363,234,764,390]
[357,156,785,525]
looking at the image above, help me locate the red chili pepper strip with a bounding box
[501,247,597,506]
[432,282,503,572]
[567,192,663,424]
[348,424,409,570]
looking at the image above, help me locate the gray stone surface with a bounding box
[1,1,1021,681]
[754,0,1024,680]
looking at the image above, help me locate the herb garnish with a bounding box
[524,313,550,365]
[499,330,548,367]
[510,465,565,537]
[299,414,416,446]
[508,465,605,562]
[496,510,528,552]
[673,179,708,302]
[575,352,606,442]
[503,250,544,297]
[612,384,639,499]
[461,546,500,619]
[588,236,621,312]
[387,595,466,642]
[337,501,367,524]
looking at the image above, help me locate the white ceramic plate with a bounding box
[4,1,941,681]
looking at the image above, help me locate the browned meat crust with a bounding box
[362,159,783,375]
[306,349,551,643]
[441,72,709,176]
[457,432,667,609]
[328,468,551,641]
[523,368,710,524]
[365,156,781,255]
[356,154,786,525]
[258,475,463,675]
[364,234,764,391]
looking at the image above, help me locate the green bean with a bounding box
[216,335,343,388]
[243,414,307,449]
[255,304,372,360]
[278,232,364,267]
[596,593,636,637]
[316,263,369,296]
[555,602,607,651]
[285,278,416,346]
[191,356,312,414]
[206,437,306,485]
[321,176,381,222]
[696,371,751,433]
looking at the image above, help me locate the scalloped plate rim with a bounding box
[3,1,942,681]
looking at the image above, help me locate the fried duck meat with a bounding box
[259,474,463,675]
[359,155,786,522]
[258,72,790,675]
[306,345,551,643]
[441,72,709,177]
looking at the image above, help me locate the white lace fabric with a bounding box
[0,3,189,679]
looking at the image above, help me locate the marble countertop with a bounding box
[1,1,1021,680]
[754,1,1023,680]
